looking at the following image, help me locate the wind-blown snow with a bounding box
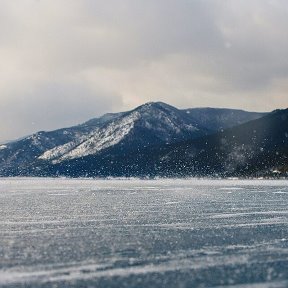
[1,179,288,287]
[0,145,7,150]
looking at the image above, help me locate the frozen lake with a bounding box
[0,178,288,287]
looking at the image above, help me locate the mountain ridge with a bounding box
[40,108,288,178]
[0,102,268,177]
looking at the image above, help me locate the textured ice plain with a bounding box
[0,178,288,288]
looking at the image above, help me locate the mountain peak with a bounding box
[134,101,178,113]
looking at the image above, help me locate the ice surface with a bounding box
[0,178,288,287]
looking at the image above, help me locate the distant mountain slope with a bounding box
[0,102,266,176]
[37,102,209,163]
[40,108,288,178]
[152,108,288,177]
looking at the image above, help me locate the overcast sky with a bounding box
[1,0,288,142]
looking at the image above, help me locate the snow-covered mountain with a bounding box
[45,108,288,178]
[0,102,266,176]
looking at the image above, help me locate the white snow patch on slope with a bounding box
[59,112,139,161]
[39,112,140,163]
[38,133,92,161]
[0,145,7,150]
[139,105,198,137]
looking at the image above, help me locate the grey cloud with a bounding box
[0,0,288,141]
